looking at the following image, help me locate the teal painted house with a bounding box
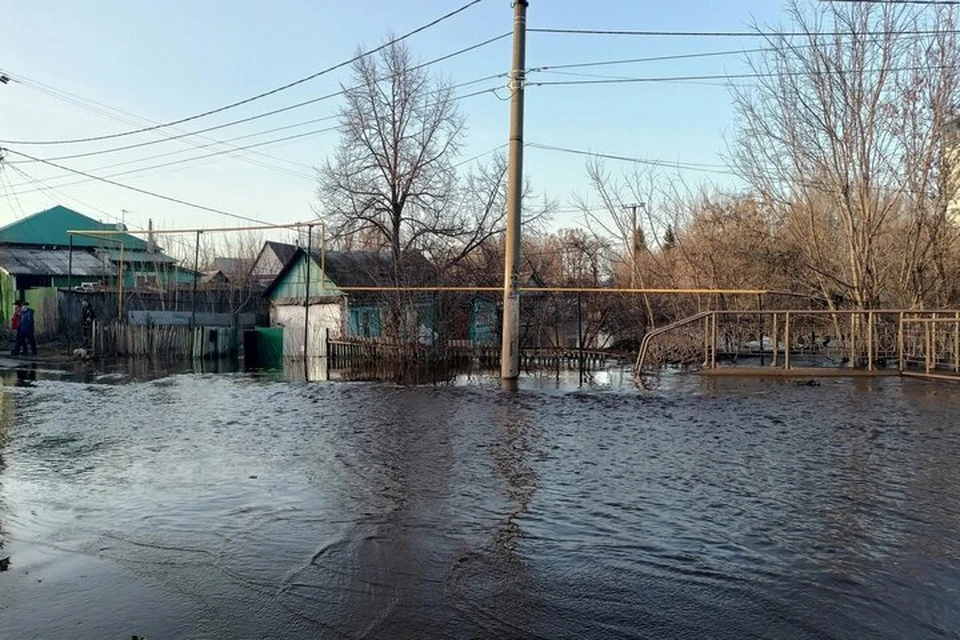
[0,205,191,331]
[262,246,498,350]
[262,248,392,350]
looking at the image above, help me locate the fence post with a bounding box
[771,312,779,368]
[710,312,717,368]
[702,314,709,368]
[849,313,856,368]
[898,311,905,373]
[955,312,959,374]
[784,312,791,371]
[757,294,764,367]
[926,321,933,375]
[867,311,874,371]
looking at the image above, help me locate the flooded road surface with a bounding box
[1,368,959,639]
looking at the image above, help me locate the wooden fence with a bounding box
[92,321,237,359]
[324,333,613,372]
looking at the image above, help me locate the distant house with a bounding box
[0,205,188,332]
[250,241,299,283]
[262,247,499,357]
[202,257,256,285]
[946,116,960,224]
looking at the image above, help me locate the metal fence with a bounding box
[636,309,960,381]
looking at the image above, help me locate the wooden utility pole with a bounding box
[623,203,644,289]
[304,224,313,381]
[501,0,528,380]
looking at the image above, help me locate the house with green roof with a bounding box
[0,205,192,333]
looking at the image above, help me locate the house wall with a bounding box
[945,119,960,224]
[52,275,100,288]
[470,298,498,345]
[23,287,59,336]
[346,302,383,338]
[270,254,340,301]
[119,262,196,289]
[0,271,15,331]
[272,302,341,358]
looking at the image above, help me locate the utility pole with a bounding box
[501,0,528,381]
[304,224,313,381]
[191,230,202,358]
[622,203,645,289]
[147,218,156,253]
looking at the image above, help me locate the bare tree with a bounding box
[317,39,465,282]
[573,159,682,329]
[730,0,960,309]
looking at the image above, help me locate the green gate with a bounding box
[244,327,283,370]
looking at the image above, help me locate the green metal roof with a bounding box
[0,205,147,250]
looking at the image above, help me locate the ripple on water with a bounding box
[0,373,959,639]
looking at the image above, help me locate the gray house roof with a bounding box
[265,241,298,268]
[261,248,434,300]
[212,257,253,274]
[321,251,396,288]
[0,246,109,277]
[98,248,178,264]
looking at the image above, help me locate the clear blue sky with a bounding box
[0,0,786,238]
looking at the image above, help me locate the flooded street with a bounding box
[0,367,959,639]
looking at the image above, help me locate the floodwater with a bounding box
[0,364,959,639]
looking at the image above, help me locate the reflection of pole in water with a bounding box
[492,400,537,558]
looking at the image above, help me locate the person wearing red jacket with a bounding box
[11,301,36,356]
[11,301,22,334]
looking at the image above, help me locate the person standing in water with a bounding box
[10,301,22,351]
[12,301,36,357]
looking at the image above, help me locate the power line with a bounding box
[31,116,335,180]
[5,162,131,225]
[529,27,959,37]
[526,143,736,175]
[529,48,763,73]
[1,40,507,168]
[7,74,503,166]
[452,143,509,168]
[0,0,486,147]
[1,33,507,181]
[4,126,335,197]
[1,147,271,225]
[2,85,502,195]
[7,73,334,174]
[525,28,952,73]
[819,1,960,4]
[528,64,955,86]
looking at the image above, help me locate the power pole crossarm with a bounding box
[501,0,528,381]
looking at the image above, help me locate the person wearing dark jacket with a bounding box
[10,301,22,351]
[11,301,36,356]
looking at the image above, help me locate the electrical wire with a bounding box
[526,143,736,176]
[452,143,509,168]
[2,85,502,195]
[819,1,959,4]
[5,162,131,225]
[525,27,953,74]
[1,148,271,225]
[4,126,335,197]
[1,32,508,184]
[528,64,955,86]
[35,74,500,165]
[528,27,960,37]
[0,0,487,146]
[2,46,508,165]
